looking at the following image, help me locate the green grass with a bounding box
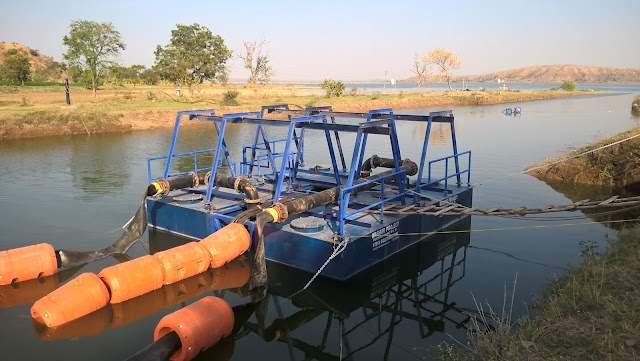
[436,225,640,360]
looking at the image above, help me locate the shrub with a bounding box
[4,48,18,56]
[320,79,345,98]
[560,80,577,91]
[221,90,239,106]
[29,49,39,57]
[146,91,157,101]
[370,91,380,100]
[632,97,640,117]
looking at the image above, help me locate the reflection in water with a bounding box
[69,135,131,199]
[410,122,451,146]
[27,218,473,360]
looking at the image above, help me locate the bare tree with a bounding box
[237,40,274,85]
[423,48,462,91]
[411,54,430,92]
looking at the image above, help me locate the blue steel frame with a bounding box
[150,106,471,247]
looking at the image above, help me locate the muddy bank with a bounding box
[1,89,594,140]
[527,126,640,191]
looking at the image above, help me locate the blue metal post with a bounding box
[387,120,406,205]
[450,121,461,185]
[274,122,299,202]
[205,119,227,204]
[355,109,393,181]
[163,110,214,179]
[323,117,341,186]
[214,121,236,177]
[416,117,433,195]
[163,113,182,179]
[340,131,364,235]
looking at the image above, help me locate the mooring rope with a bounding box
[347,217,640,241]
[367,195,640,217]
[474,131,640,187]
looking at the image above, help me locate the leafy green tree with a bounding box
[423,48,462,91]
[63,20,126,98]
[1,54,31,85]
[560,80,577,91]
[140,68,160,85]
[154,23,231,94]
[320,79,345,97]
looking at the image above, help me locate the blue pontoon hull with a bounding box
[146,183,472,280]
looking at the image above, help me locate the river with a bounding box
[0,86,639,360]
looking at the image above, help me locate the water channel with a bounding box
[0,86,639,360]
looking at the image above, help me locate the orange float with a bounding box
[154,296,234,361]
[199,223,251,268]
[154,242,211,285]
[31,273,110,327]
[33,305,113,341]
[0,243,58,285]
[98,255,165,304]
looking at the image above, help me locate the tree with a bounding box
[63,20,126,98]
[411,54,430,92]
[320,79,345,98]
[1,54,31,85]
[237,40,274,85]
[140,68,160,85]
[560,80,577,91]
[423,48,462,91]
[154,23,231,94]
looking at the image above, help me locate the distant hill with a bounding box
[407,65,640,83]
[0,42,65,81]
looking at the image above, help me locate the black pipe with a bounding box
[202,173,261,208]
[146,173,261,209]
[280,158,417,218]
[360,155,410,178]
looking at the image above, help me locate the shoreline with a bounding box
[1,86,598,140]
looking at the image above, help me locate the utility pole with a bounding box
[65,78,71,105]
[383,70,387,93]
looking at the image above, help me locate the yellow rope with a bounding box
[349,218,640,240]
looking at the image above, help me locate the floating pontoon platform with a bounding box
[146,105,473,280]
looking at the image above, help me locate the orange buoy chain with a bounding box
[31,223,250,328]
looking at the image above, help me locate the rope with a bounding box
[287,237,350,299]
[347,217,640,240]
[475,131,640,186]
[368,196,640,217]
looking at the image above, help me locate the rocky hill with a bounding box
[465,65,640,83]
[0,42,65,81]
[408,65,640,83]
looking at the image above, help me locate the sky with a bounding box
[1,0,638,81]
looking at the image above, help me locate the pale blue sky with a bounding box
[1,0,638,81]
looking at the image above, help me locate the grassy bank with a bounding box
[526,126,640,190]
[438,224,640,360]
[0,83,597,139]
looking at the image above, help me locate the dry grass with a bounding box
[436,225,640,361]
[0,83,598,139]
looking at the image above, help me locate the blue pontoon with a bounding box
[145,105,472,280]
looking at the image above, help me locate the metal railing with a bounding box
[426,151,471,190]
[338,169,407,236]
[147,149,235,183]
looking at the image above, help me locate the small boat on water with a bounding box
[502,107,521,115]
[145,105,473,280]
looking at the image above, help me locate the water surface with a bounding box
[0,86,639,360]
